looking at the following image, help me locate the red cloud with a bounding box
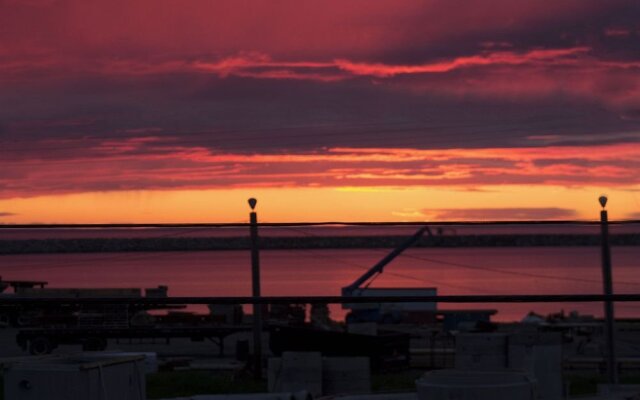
[2,138,639,198]
[334,47,590,77]
[191,47,591,79]
[5,45,639,110]
[604,27,632,37]
[2,0,639,202]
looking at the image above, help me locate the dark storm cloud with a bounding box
[3,75,640,156]
[375,1,640,64]
[533,158,640,169]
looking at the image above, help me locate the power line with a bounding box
[2,220,640,229]
[277,225,640,288]
[0,226,224,269]
[2,294,640,305]
[276,225,515,294]
[3,224,638,292]
[400,252,640,288]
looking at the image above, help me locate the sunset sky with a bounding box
[1,0,640,223]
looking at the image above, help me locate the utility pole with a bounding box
[248,198,262,380]
[599,195,618,385]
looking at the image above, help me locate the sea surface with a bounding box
[1,246,639,321]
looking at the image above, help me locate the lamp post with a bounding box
[248,198,262,380]
[599,195,617,385]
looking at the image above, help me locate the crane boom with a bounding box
[342,226,433,296]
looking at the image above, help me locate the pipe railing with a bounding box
[1,293,639,306]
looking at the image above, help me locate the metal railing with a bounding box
[2,293,639,306]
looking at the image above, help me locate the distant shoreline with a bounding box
[1,234,639,254]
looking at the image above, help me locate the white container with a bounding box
[268,352,322,398]
[4,353,146,400]
[346,323,378,336]
[158,394,308,400]
[326,395,417,400]
[416,370,536,400]
[344,287,437,312]
[187,394,303,399]
[455,333,509,370]
[322,357,370,395]
[90,351,158,374]
[509,332,563,400]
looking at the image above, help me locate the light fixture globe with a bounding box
[248,198,258,210]
[598,195,608,209]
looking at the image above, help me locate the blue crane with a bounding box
[341,226,436,323]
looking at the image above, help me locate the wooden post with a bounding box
[599,195,617,385]
[248,198,262,380]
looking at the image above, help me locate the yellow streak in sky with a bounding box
[1,184,638,224]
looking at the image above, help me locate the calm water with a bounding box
[1,247,639,321]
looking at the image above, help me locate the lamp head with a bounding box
[598,195,608,209]
[248,198,257,210]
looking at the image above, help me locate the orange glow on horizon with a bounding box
[1,184,638,224]
[2,142,640,224]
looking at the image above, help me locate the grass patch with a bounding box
[565,373,602,396]
[6,367,638,398]
[565,373,640,396]
[372,369,423,393]
[148,369,426,398]
[146,371,266,399]
[0,371,264,400]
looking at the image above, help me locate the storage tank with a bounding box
[455,331,563,400]
[416,370,536,400]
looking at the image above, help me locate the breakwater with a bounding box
[1,234,640,254]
